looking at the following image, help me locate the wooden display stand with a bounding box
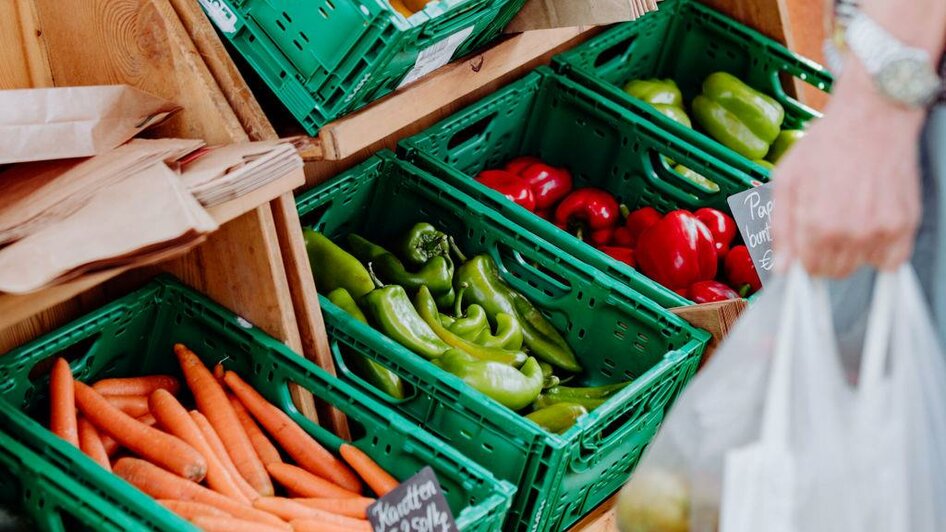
[0,0,807,529]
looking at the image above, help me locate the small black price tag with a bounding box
[727,182,775,286]
[367,466,457,532]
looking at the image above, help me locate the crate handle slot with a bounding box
[639,150,715,204]
[324,324,418,405]
[493,243,573,297]
[446,111,497,152]
[592,34,639,70]
[768,63,832,123]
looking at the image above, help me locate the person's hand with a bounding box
[772,63,924,278]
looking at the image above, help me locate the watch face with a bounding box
[877,57,942,106]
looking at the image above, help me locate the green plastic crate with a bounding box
[400,67,761,308]
[296,151,710,531]
[0,277,514,531]
[552,0,833,180]
[203,0,527,134]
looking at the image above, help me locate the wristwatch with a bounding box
[826,4,945,108]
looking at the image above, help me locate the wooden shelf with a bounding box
[0,167,305,332]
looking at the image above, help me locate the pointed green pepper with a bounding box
[525,403,588,434]
[303,229,374,298]
[435,350,544,410]
[415,286,527,367]
[360,267,451,360]
[444,285,489,339]
[451,245,582,373]
[326,288,405,400]
[533,381,631,411]
[398,222,451,267]
[348,234,455,307]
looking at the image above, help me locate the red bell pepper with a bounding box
[611,227,635,247]
[624,206,662,244]
[694,208,737,257]
[520,163,573,210]
[598,246,635,267]
[554,188,620,236]
[476,169,536,212]
[505,156,543,175]
[724,245,762,296]
[635,210,718,290]
[687,280,740,303]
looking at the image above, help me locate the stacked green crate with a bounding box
[0,277,514,531]
[298,151,710,531]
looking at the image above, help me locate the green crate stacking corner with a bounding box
[552,0,833,180]
[203,0,527,134]
[0,277,515,532]
[400,67,761,308]
[296,151,710,531]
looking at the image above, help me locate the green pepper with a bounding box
[753,159,776,171]
[443,285,489,340]
[653,104,692,128]
[398,222,451,267]
[765,129,805,164]
[304,229,374,298]
[473,313,524,351]
[525,403,588,434]
[435,350,544,410]
[533,382,631,411]
[347,234,455,306]
[623,79,684,108]
[415,286,527,367]
[451,248,582,373]
[326,288,406,400]
[673,164,720,193]
[360,268,451,360]
[692,72,785,160]
[538,362,560,390]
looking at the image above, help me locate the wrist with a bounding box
[831,57,927,126]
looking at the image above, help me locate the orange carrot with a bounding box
[192,516,287,532]
[74,382,206,481]
[253,497,370,529]
[338,443,398,497]
[291,520,370,532]
[293,497,374,519]
[266,463,361,499]
[113,458,288,529]
[104,395,150,417]
[102,412,157,457]
[158,499,231,520]
[50,358,79,447]
[229,395,282,465]
[213,363,225,383]
[190,410,261,502]
[175,344,272,495]
[224,371,360,492]
[149,390,250,504]
[93,375,180,396]
[77,418,110,471]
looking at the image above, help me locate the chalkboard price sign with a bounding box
[367,466,457,532]
[727,182,775,286]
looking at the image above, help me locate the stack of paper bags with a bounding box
[0,85,303,294]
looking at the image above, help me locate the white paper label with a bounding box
[199,0,239,34]
[397,26,475,89]
[720,443,795,532]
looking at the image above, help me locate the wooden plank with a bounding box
[671,299,748,366]
[700,0,792,45]
[167,0,349,437]
[569,495,618,532]
[311,27,600,175]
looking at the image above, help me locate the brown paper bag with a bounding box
[505,0,659,31]
[0,85,180,164]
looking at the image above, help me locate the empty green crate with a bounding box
[400,67,760,308]
[0,277,514,531]
[296,151,710,531]
[552,0,833,180]
[204,0,527,133]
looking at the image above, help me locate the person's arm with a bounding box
[772,0,946,277]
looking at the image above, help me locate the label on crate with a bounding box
[727,182,775,286]
[397,26,475,89]
[198,0,239,34]
[367,466,458,532]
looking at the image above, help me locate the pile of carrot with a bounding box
[47,343,401,531]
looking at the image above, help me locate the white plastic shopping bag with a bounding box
[614,266,858,532]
